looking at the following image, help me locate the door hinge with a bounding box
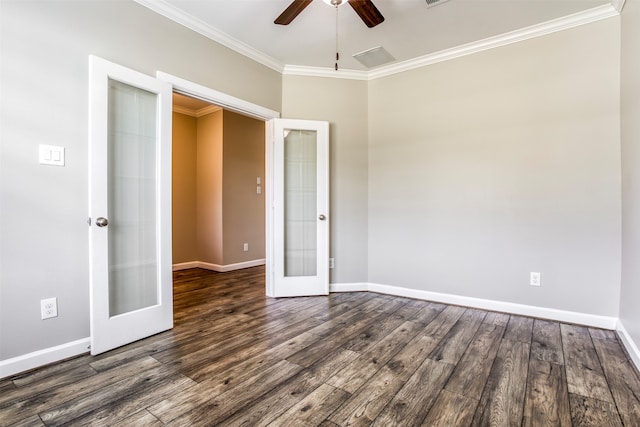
[87,217,91,226]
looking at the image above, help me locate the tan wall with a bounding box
[222,111,266,264]
[196,111,224,266]
[172,109,265,267]
[620,1,640,349]
[172,112,198,263]
[367,18,621,316]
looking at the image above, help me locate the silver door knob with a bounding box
[318,214,326,221]
[96,217,109,227]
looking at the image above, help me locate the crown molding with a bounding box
[173,104,221,118]
[136,0,619,81]
[172,105,195,117]
[282,65,368,81]
[133,0,284,73]
[368,4,619,80]
[283,4,619,81]
[197,105,222,117]
[612,0,626,13]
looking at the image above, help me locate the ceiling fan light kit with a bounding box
[322,0,346,6]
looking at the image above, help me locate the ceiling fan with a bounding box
[274,0,385,28]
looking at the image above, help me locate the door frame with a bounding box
[156,72,280,296]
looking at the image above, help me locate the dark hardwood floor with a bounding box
[2,266,640,426]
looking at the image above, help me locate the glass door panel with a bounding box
[284,129,317,277]
[107,79,158,316]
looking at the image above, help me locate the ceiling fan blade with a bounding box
[347,0,385,28]
[274,0,313,25]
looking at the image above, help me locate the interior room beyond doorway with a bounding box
[171,92,267,274]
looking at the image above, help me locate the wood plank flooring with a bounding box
[2,266,640,426]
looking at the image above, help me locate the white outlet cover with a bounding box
[41,297,58,319]
[530,272,541,286]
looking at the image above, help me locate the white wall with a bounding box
[0,0,281,360]
[620,0,640,356]
[368,18,621,316]
[282,75,369,284]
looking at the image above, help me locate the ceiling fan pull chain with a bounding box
[335,4,339,71]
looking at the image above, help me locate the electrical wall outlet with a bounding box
[530,272,541,287]
[329,258,335,269]
[41,298,58,319]
[243,243,249,252]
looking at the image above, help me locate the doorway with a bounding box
[171,93,267,276]
[156,71,281,298]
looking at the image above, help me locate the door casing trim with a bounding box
[156,71,280,296]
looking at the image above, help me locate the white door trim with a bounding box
[155,72,279,296]
[156,72,279,121]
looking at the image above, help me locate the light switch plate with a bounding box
[39,144,65,166]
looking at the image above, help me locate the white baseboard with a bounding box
[617,320,640,372]
[0,337,90,379]
[2,281,625,380]
[172,261,200,271]
[330,283,369,292]
[331,281,618,330]
[173,259,266,272]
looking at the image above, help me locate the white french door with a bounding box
[88,56,173,355]
[270,119,329,297]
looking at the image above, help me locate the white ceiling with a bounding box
[138,0,620,75]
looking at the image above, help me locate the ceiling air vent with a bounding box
[426,0,451,8]
[353,46,395,69]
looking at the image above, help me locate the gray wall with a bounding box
[282,75,369,284]
[0,0,281,360]
[1,0,635,368]
[367,18,621,316]
[620,1,640,346]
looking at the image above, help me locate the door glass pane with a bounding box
[107,79,158,316]
[284,129,318,277]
